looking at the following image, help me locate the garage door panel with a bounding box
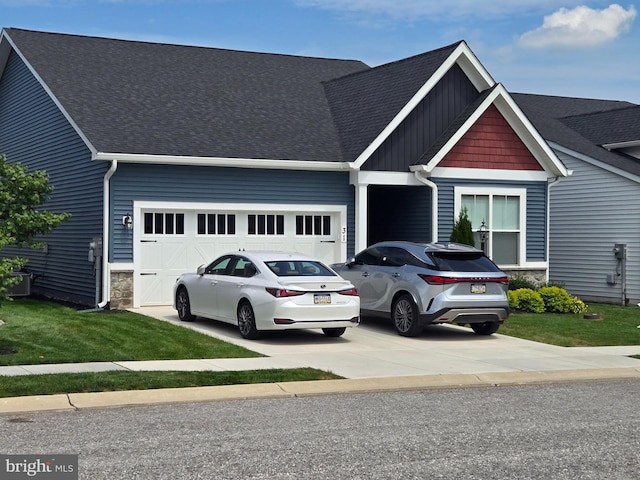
[137,207,345,306]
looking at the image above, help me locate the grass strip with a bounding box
[0,368,341,398]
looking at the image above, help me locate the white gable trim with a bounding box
[416,84,568,178]
[353,42,495,170]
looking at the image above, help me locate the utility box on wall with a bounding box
[8,272,32,297]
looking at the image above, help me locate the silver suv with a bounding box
[332,241,509,337]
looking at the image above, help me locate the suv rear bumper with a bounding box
[420,307,509,326]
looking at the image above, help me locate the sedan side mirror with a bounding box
[196,265,206,275]
[346,257,357,267]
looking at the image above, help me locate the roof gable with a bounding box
[325,41,495,166]
[438,104,543,171]
[1,28,368,162]
[512,93,640,177]
[414,85,567,178]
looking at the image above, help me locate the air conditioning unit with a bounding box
[8,272,32,297]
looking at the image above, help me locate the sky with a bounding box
[0,0,638,103]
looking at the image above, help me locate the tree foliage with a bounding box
[0,155,71,304]
[449,207,475,247]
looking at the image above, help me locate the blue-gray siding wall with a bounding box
[549,151,640,305]
[365,65,479,172]
[0,50,104,306]
[110,163,355,261]
[435,178,547,262]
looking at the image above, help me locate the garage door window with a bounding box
[197,213,236,235]
[144,213,185,235]
[296,215,331,236]
[248,214,284,235]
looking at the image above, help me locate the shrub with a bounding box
[508,275,538,291]
[508,288,545,313]
[450,207,475,247]
[538,286,573,313]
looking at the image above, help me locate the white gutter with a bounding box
[545,175,564,283]
[413,171,439,243]
[98,160,118,308]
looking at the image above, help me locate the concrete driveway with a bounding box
[132,306,640,379]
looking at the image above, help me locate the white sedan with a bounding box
[173,251,360,339]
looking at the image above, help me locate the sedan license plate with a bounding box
[471,284,486,294]
[314,294,331,304]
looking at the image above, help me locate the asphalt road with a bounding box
[2,380,639,479]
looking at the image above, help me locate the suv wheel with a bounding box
[471,322,500,335]
[392,294,422,337]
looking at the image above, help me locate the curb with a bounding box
[2,367,640,415]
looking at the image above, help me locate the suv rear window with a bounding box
[429,252,502,272]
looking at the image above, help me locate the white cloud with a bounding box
[518,4,637,48]
[295,0,591,20]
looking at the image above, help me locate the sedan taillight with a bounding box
[265,288,305,298]
[338,287,359,296]
[419,275,509,285]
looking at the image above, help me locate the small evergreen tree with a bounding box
[0,155,71,305]
[449,207,475,247]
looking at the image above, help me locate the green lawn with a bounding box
[1,298,639,398]
[500,303,640,347]
[0,297,261,365]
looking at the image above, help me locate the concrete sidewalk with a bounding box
[2,306,640,414]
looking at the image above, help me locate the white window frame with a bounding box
[454,186,526,268]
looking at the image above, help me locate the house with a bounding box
[0,28,567,309]
[513,93,640,305]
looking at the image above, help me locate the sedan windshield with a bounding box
[266,260,336,277]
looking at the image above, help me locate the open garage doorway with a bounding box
[367,185,433,246]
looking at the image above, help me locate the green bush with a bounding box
[508,288,545,313]
[509,285,587,314]
[508,275,538,291]
[538,286,573,313]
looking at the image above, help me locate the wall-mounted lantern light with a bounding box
[477,219,488,253]
[122,214,133,230]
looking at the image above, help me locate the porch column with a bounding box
[351,172,368,253]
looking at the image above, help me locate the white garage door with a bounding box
[133,202,347,306]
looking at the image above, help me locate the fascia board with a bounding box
[424,84,569,178]
[430,167,550,182]
[603,140,640,150]
[93,152,357,171]
[353,42,495,169]
[3,31,98,157]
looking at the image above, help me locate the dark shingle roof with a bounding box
[512,93,640,177]
[5,28,370,161]
[324,42,462,162]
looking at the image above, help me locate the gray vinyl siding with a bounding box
[549,151,640,304]
[365,65,479,172]
[435,178,547,263]
[110,164,355,261]
[0,50,103,306]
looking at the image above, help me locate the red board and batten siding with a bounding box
[439,105,543,171]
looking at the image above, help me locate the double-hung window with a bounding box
[455,187,526,266]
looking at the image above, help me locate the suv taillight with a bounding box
[419,275,509,285]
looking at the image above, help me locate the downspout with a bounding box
[414,171,438,243]
[546,176,562,283]
[98,159,118,308]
